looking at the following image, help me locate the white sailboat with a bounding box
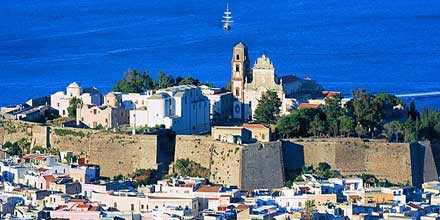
[222,3,233,30]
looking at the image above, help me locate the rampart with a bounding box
[174,135,285,190]
[282,138,438,186]
[1,120,438,188]
[0,120,162,177]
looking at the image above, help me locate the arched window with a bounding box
[235,88,240,96]
[235,64,240,72]
[236,54,240,60]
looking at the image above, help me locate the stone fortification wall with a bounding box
[3,120,438,188]
[174,135,285,189]
[0,120,49,147]
[174,135,242,187]
[241,142,285,190]
[282,138,438,186]
[0,120,161,178]
[50,128,159,177]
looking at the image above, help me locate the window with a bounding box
[131,204,134,211]
[93,109,97,114]
[236,54,240,60]
[114,202,117,208]
[141,204,144,210]
[235,88,240,96]
[298,202,302,207]
[235,64,240,72]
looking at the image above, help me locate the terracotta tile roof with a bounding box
[236,204,249,212]
[322,91,341,98]
[243,123,267,129]
[348,195,361,199]
[71,199,88,203]
[37,167,49,172]
[43,175,56,182]
[299,103,320,109]
[35,156,47,161]
[196,185,222,193]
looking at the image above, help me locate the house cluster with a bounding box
[1,150,440,220]
[48,83,215,134]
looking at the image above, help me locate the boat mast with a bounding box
[222,2,233,30]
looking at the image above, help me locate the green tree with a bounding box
[276,111,302,138]
[113,70,155,93]
[351,89,383,137]
[383,121,404,142]
[254,90,282,125]
[157,71,176,89]
[3,141,22,156]
[355,124,368,138]
[407,99,419,121]
[113,174,125,181]
[304,200,315,220]
[309,115,326,137]
[338,115,355,137]
[176,76,200,86]
[174,159,210,178]
[323,94,343,120]
[67,97,82,118]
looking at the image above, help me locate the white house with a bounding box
[121,91,155,110]
[129,85,210,134]
[200,85,233,123]
[50,82,102,117]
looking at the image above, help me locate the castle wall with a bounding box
[241,142,285,190]
[50,128,159,177]
[174,136,285,189]
[2,120,439,188]
[283,138,438,186]
[0,120,161,178]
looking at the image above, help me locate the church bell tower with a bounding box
[231,42,250,102]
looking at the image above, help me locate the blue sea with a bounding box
[1,0,440,109]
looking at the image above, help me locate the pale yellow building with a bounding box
[76,92,129,129]
[230,42,322,121]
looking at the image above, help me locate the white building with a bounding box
[129,85,210,135]
[121,91,155,110]
[200,85,233,123]
[50,82,102,117]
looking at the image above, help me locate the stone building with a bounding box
[76,92,129,129]
[230,43,323,121]
[50,82,103,117]
[211,123,271,144]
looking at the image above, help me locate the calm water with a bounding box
[1,0,440,109]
